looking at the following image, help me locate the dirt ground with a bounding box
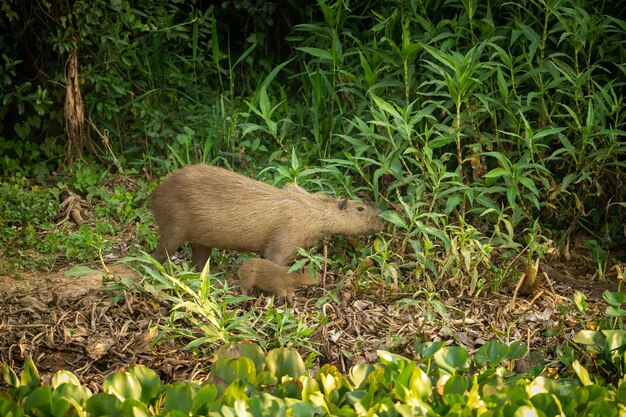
[0,248,623,392]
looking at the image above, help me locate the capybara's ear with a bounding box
[338,199,348,210]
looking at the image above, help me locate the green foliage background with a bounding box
[1,0,625,290]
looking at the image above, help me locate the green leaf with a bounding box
[571,360,593,386]
[51,370,81,389]
[434,346,471,374]
[191,384,218,415]
[103,372,142,402]
[211,357,257,384]
[483,167,509,179]
[86,393,121,416]
[573,291,588,314]
[163,383,195,414]
[380,211,408,229]
[265,348,305,379]
[64,266,99,278]
[475,340,509,367]
[21,357,41,390]
[3,363,19,388]
[603,291,626,307]
[23,385,52,415]
[117,398,151,416]
[296,47,333,60]
[414,340,446,361]
[127,365,161,403]
[505,341,528,360]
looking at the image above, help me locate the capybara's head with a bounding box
[336,199,384,235]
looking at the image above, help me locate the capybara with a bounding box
[237,258,318,305]
[148,164,384,268]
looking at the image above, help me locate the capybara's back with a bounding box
[148,164,384,267]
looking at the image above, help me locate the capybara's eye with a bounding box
[357,206,365,212]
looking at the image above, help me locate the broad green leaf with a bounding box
[266,348,305,379]
[191,384,218,415]
[211,357,257,385]
[52,383,92,407]
[103,372,142,402]
[505,341,529,360]
[20,357,41,390]
[86,393,121,416]
[127,365,160,403]
[51,370,80,388]
[475,340,509,367]
[163,383,195,414]
[434,347,471,374]
[23,385,52,415]
[117,398,151,417]
[603,291,626,307]
[3,363,19,388]
[414,340,446,361]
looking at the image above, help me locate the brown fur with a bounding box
[148,164,384,268]
[237,258,318,305]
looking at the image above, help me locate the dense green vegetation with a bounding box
[3,338,626,416]
[1,0,625,413]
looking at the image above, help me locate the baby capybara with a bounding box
[238,258,318,305]
[148,164,384,268]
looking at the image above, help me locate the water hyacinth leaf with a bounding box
[475,340,509,367]
[409,366,432,401]
[212,357,257,385]
[21,357,41,390]
[349,364,375,389]
[414,340,446,361]
[247,393,286,417]
[572,330,605,350]
[23,385,52,415]
[505,341,528,360]
[127,365,160,403]
[602,330,626,365]
[237,341,267,372]
[527,376,560,397]
[603,290,626,307]
[605,306,626,317]
[434,347,471,374]
[191,384,219,415]
[265,348,305,379]
[514,405,541,417]
[162,384,195,414]
[52,383,92,409]
[51,370,81,388]
[103,372,142,402]
[117,398,151,417]
[288,398,325,417]
[86,393,121,416]
[443,374,469,396]
[3,363,19,388]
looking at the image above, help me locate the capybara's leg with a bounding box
[152,231,185,264]
[191,244,212,270]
